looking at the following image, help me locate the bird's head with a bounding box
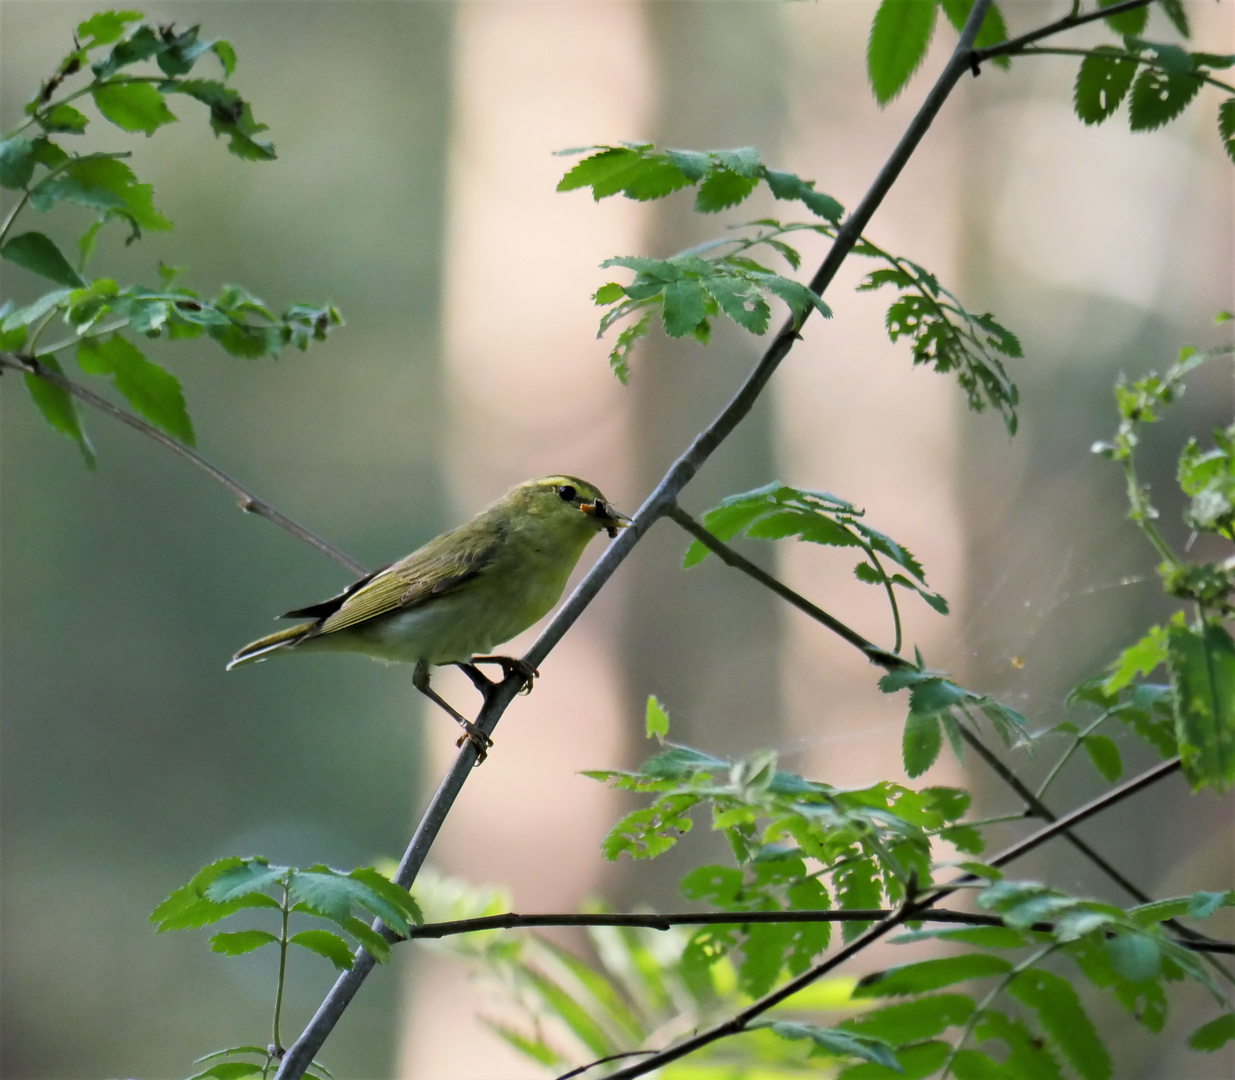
[504,476,632,540]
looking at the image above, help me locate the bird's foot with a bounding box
[456,720,494,764]
[469,654,539,695]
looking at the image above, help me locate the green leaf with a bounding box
[1099,0,1148,36]
[1158,0,1190,37]
[186,1063,265,1080]
[837,1040,948,1079]
[660,279,708,338]
[1008,968,1111,1080]
[76,336,195,444]
[1074,47,1137,125]
[290,929,356,970]
[92,81,177,135]
[151,857,282,931]
[0,136,35,189]
[1128,67,1202,132]
[1187,890,1229,919]
[902,710,942,777]
[700,274,770,334]
[955,1010,1065,1079]
[841,994,974,1042]
[289,866,412,935]
[1190,1013,1235,1051]
[755,1021,900,1070]
[1082,734,1123,782]
[938,0,1010,66]
[77,11,143,47]
[39,104,90,135]
[482,1019,563,1068]
[347,866,422,926]
[1106,933,1161,983]
[202,859,287,903]
[23,354,96,466]
[2,232,84,287]
[1167,621,1235,791]
[1105,625,1169,693]
[192,1047,271,1066]
[1219,99,1235,164]
[867,0,937,106]
[695,167,758,213]
[854,953,1013,997]
[167,80,276,161]
[208,929,279,955]
[31,156,171,236]
[645,695,670,739]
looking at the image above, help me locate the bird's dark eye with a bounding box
[557,485,577,502]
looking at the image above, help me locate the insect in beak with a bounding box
[580,499,633,539]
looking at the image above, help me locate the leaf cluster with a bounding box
[1,10,340,467]
[151,855,422,970]
[683,482,949,625]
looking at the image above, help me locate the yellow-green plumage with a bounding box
[228,475,629,672]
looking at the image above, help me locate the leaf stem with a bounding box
[273,883,290,1055]
[972,0,1153,63]
[1019,46,1235,96]
[866,548,903,654]
[939,943,1058,1080]
[1035,708,1116,800]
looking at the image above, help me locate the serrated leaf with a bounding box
[1190,1013,1235,1051]
[1220,99,1235,164]
[660,279,708,338]
[289,929,356,970]
[31,156,171,235]
[938,0,1010,67]
[289,867,411,935]
[1167,621,1235,791]
[347,866,422,926]
[1158,0,1190,38]
[208,929,279,955]
[202,860,286,904]
[2,231,84,287]
[92,81,177,135]
[1128,67,1202,132]
[23,355,95,466]
[695,167,757,213]
[1074,47,1137,125]
[76,336,194,443]
[902,711,942,778]
[1009,968,1111,1080]
[837,1040,948,1080]
[854,953,1013,998]
[867,0,937,106]
[39,103,90,134]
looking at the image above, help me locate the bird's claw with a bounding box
[456,720,494,764]
[470,654,539,694]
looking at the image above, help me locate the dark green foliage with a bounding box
[1098,0,1147,37]
[1074,47,1137,124]
[558,143,843,222]
[1220,99,1235,162]
[1167,620,1235,791]
[854,954,1014,998]
[752,1021,900,1069]
[1190,1013,1235,1051]
[1128,65,1203,132]
[1008,968,1111,1080]
[2,10,332,465]
[683,482,949,626]
[856,251,1022,432]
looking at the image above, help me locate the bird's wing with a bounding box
[311,537,499,637]
[280,563,392,621]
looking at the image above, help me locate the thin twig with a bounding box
[0,351,365,575]
[599,755,1183,1078]
[403,907,1234,953]
[973,0,1152,63]
[665,504,903,669]
[555,1050,657,1080]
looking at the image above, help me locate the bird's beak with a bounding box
[580,499,632,538]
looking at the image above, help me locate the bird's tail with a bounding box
[227,621,316,670]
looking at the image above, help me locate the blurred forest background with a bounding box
[1,2,1231,1078]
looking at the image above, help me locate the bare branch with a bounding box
[1,351,366,575]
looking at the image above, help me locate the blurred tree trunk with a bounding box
[617,1,788,906]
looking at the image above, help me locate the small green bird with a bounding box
[228,475,630,755]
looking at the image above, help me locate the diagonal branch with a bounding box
[973,0,1152,64]
[666,494,1223,952]
[0,351,366,575]
[599,755,1183,1078]
[275,1,1006,1073]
